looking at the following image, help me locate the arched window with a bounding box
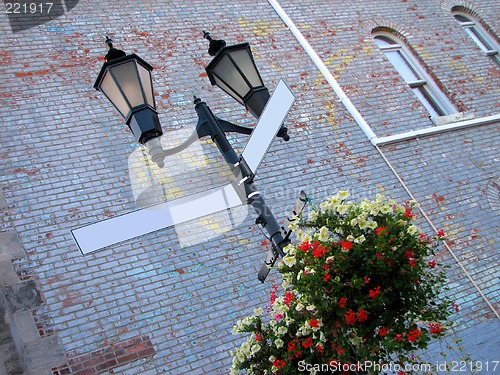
[452,10,499,65]
[373,33,457,118]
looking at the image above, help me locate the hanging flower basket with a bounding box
[231,191,452,374]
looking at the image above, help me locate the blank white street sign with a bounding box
[242,79,295,175]
[71,79,295,254]
[72,183,242,254]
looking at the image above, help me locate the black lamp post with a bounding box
[93,34,292,282]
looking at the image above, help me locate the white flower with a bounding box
[346,234,355,242]
[337,204,349,214]
[277,326,288,335]
[289,220,298,231]
[306,305,316,312]
[282,255,296,267]
[407,225,420,235]
[298,232,312,243]
[308,210,319,221]
[318,226,329,241]
[274,338,284,348]
[251,344,260,354]
[254,308,263,316]
[367,220,378,230]
[354,235,366,244]
[329,196,341,207]
[380,204,391,214]
[350,218,358,226]
[338,190,350,200]
[295,303,305,311]
[242,316,252,325]
[319,201,331,211]
[284,244,297,256]
[236,349,245,362]
[304,266,316,275]
[358,218,368,229]
[241,341,251,357]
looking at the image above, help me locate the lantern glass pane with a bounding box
[212,54,249,99]
[100,70,130,117]
[110,60,146,108]
[137,63,155,109]
[228,48,263,87]
[213,75,244,105]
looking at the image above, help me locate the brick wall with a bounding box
[0,0,498,374]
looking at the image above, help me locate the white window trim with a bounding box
[374,33,457,119]
[452,11,500,64]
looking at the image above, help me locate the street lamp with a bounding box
[94,37,163,145]
[204,31,270,119]
[93,34,292,281]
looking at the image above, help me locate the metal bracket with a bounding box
[257,190,309,283]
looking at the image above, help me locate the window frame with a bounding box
[452,11,500,64]
[373,33,457,118]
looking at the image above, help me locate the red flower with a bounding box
[338,297,347,308]
[340,241,353,251]
[406,328,422,343]
[298,242,312,252]
[357,309,368,322]
[287,341,296,352]
[270,290,277,305]
[409,259,416,268]
[283,291,294,307]
[437,229,446,238]
[451,301,460,312]
[313,244,327,258]
[376,226,388,236]
[324,273,331,282]
[405,250,414,259]
[404,207,415,219]
[315,344,324,354]
[429,323,442,335]
[272,359,286,369]
[255,334,261,342]
[364,276,370,284]
[393,333,404,342]
[302,337,313,349]
[375,252,383,260]
[378,327,389,336]
[428,260,437,268]
[309,319,320,329]
[369,286,381,299]
[344,309,356,325]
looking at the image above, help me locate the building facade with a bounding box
[0,0,498,374]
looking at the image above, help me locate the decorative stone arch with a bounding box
[358,18,414,46]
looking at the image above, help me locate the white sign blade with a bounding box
[71,183,242,254]
[242,79,295,174]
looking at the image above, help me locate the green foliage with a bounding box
[230,192,452,374]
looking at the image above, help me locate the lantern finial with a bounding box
[203,31,226,56]
[104,36,126,62]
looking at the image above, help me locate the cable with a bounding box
[375,145,499,319]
